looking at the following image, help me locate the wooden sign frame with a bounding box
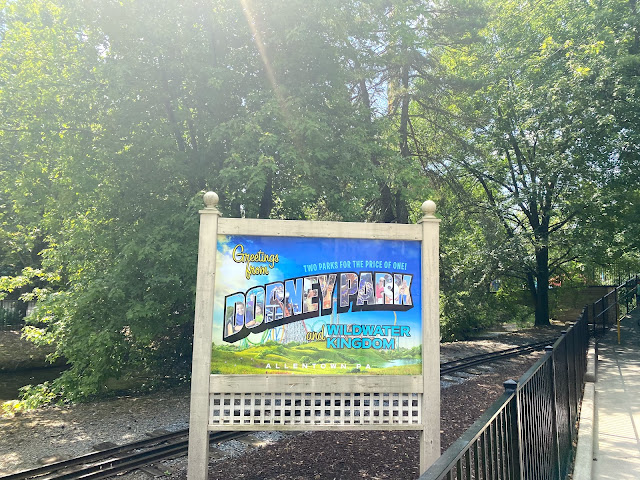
[187,192,440,479]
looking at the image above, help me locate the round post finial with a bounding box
[421,200,437,218]
[203,191,219,209]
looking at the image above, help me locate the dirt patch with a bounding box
[199,353,543,480]
[0,324,566,478]
[0,389,191,476]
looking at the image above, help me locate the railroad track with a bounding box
[4,339,555,480]
[1,430,245,480]
[440,338,556,376]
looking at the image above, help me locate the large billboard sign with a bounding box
[212,235,422,375]
[187,192,440,480]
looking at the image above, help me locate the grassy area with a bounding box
[211,341,422,375]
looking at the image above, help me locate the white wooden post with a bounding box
[419,200,441,473]
[187,192,221,480]
[186,192,441,477]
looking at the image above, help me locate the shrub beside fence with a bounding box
[420,287,609,480]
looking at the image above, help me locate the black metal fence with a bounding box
[590,275,639,336]
[0,299,28,331]
[418,277,640,480]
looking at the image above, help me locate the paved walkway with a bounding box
[593,309,640,479]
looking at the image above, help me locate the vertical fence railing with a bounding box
[417,386,519,480]
[0,300,30,331]
[420,276,635,480]
[420,312,589,480]
[552,337,571,479]
[518,351,558,480]
[622,277,636,314]
[590,275,640,338]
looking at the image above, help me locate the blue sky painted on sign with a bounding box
[212,235,423,348]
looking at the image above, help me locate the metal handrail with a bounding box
[419,280,611,480]
[419,391,515,480]
[590,274,639,341]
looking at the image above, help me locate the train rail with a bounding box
[440,339,555,376]
[2,430,246,480]
[3,339,556,480]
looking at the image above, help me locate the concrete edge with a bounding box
[572,379,596,480]
[585,341,597,383]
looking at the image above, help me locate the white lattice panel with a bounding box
[209,392,421,427]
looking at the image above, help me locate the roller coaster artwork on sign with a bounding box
[187,192,441,480]
[212,236,422,375]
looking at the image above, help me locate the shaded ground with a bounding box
[198,353,541,480]
[0,337,544,478]
[0,330,65,404]
[0,285,605,478]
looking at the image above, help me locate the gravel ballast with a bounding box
[0,334,552,479]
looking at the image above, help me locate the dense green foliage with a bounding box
[411,0,640,325]
[0,0,638,403]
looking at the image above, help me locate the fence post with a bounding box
[573,327,582,430]
[187,192,221,480]
[602,294,607,335]
[504,379,522,480]
[545,346,562,480]
[560,330,576,444]
[591,303,597,337]
[614,287,620,344]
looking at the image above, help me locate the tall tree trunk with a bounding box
[379,181,397,223]
[359,71,402,224]
[399,65,410,159]
[534,245,551,326]
[394,63,410,224]
[159,67,187,153]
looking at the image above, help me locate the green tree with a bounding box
[334,0,484,223]
[582,0,640,277]
[2,0,637,404]
[0,0,383,402]
[411,0,638,325]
